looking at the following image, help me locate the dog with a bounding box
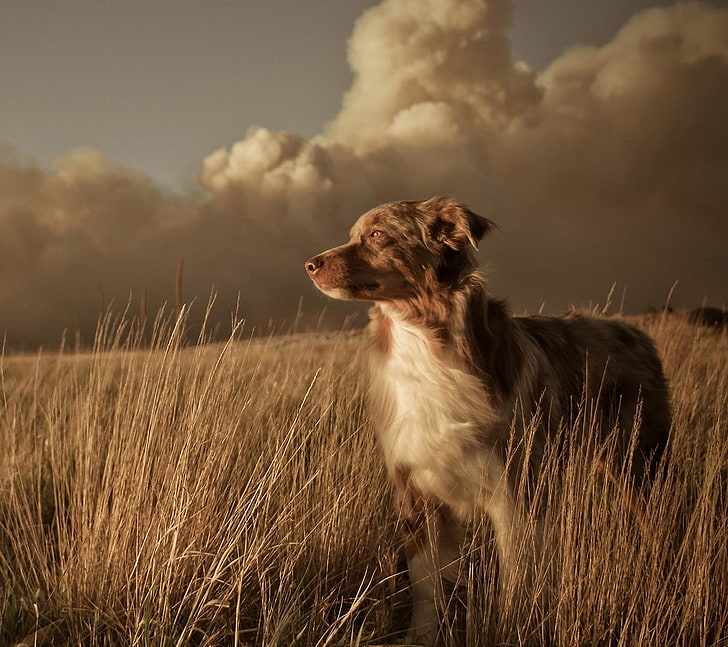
[305,196,671,645]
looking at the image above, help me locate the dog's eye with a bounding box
[370,230,382,239]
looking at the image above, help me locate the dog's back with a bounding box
[513,313,671,480]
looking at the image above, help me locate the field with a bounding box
[1,308,726,646]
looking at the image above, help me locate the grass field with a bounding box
[1,308,726,646]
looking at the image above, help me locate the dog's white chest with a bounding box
[369,316,497,508]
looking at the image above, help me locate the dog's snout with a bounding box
[305,255,323,275]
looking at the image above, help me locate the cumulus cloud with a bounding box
[1,0,727,347]
[497,1,728,221]
[0,147,196,346]
[489,2,728,307]
[200,0,539,206]
[200,0,728,315]
[325,0,541,148]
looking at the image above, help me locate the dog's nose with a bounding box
[305,256,323,275]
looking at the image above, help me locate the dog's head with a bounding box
[305,196,493,302]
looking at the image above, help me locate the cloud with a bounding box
[488,2,728,307]
[497,2,728,223]
[201,0,728,312]
[201,0,539,206]
[0,147,196,346]
[1,0,727,347]
[324,0,541,148]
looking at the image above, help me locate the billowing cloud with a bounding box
[488,2,728,308]
[1,0,727,347]
[200,0,539,210]
[0,147,195,346]
[325,0,541,147]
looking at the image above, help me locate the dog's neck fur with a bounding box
[368,263,524,401]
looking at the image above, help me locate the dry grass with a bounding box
[0,308,726,646]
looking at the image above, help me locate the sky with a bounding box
[1,0,727,347]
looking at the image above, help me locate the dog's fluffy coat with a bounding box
[305,196,670,645]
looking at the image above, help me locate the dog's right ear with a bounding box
[420,196,494,251]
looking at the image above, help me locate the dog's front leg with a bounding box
[397,484,465,647]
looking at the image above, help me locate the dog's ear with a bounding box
[420,196,494,251]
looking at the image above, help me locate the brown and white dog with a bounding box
[305,196,670,645]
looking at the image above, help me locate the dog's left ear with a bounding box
[421,196,494,251]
